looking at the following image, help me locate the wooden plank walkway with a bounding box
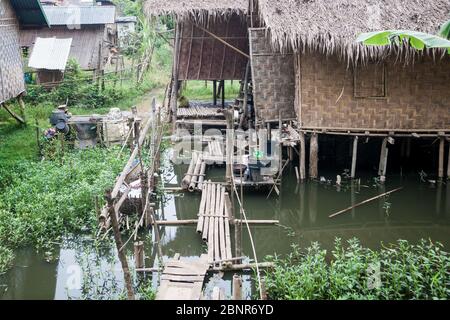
[156,254,209,300]
[177,106,223,118]
[196,182,233,263]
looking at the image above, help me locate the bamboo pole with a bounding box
[196,182,208,233]
[447,141,450,180]
[207,189,215,261]
[309,133,319,179]
[188,154,203,192]
[134,241,144,269]
[378,137,388,180]
[232,274,242,300]
[106,191,135,300]
[213,184,221,261]
[182,152,198,189]
[299,132,306,180]
[329,187,403,218]
[202,181,212,240]
[218,186,226,261]
[438,137,445,180]
[197,161,207,190]
[351,136,359,179]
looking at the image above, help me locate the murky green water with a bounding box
[1,149,449,300]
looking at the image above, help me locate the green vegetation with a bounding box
[180,80,241,101]
[0,147,127,273]
[263,238,450,300]
[357,20,450,53]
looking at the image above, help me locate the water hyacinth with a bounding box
[263,238,450,300]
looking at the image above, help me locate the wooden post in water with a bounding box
[438,136,445,181]
[171,22,181,128]
[447,140,450,180]
[105,191,135,300]
[134,241,145,269]
[351,136,359,179]
[232,274,242,300]
[378,137,388,182]
[299,132,306,181]
[309,133,318,179]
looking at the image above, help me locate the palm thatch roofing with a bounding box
[144,0,248,21]
[145,0,450,62]
[258,0,450,62]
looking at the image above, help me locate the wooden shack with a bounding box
[19,3,117,72]
[0,0,48,123]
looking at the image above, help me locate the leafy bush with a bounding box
[263,238,450,300]
[0,147,126,271]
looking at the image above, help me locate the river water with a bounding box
[1,149,449,300]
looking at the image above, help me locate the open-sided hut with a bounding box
[0,0,48,122]
[145,0,252,124]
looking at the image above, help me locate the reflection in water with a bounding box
[1,149,450,299]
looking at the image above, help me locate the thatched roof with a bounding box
[145,0,450,62]
[144,0,248,21]
[258,0,450,62]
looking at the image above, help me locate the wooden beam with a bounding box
[195,24,250,59]
[1,103,25,124]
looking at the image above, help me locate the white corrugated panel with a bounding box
[43,6,116,26]
[28,37,73,70]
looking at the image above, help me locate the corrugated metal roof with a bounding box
[43,5,116,26]
[10,0,49,26]
[28,37,73,70]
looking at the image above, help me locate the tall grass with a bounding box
[181,80,241,101]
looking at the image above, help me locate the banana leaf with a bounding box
[356,30,450,54]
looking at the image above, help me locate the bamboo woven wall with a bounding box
[249,28,296,123]
[298,52,450,130]
[0,0,25,104]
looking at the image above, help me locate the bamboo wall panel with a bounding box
[249,28,296,122]
[298,53,450,129]
[0,0,25,104]
[178,14,249,80]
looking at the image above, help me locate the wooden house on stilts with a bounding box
[146,0,450,181]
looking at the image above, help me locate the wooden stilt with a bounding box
[299,132,306,180]
[134,241,145,269]
[378,138,388,181]
[17,93,26,122]
[438,137,445,181]
[309,133,318,179]
[232,274,242,300]
[213,80,217,106]
[351,136,359,179]
[447,140,450,180]
[106,191,135,300]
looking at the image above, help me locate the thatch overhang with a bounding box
[144,0,248,23]
[257,0,450,63]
